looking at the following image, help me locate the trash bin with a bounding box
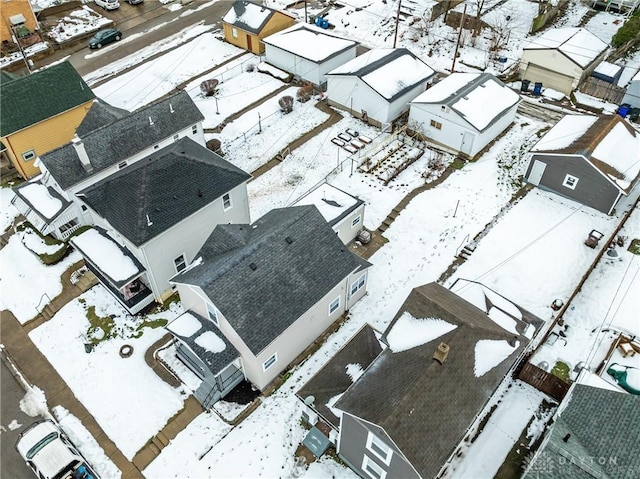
[533,82,543,96]
[520,79,530,92]
[629,108,640,122]
[617,103,631,118]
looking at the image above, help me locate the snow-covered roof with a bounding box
[292,183,361,225]
[327,48,435,101]
[223,1,290,34]
[70,228,143,285]
[18,182,64,219]
[524,28,608,68]
[263,24,358,63]
[412,73,520,131]
[591,122,640,181]
[593,61,622,78]
[386,312,457,353]
[531,115,598,152]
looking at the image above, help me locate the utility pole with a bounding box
[451,3,467,73]
[393,0,402,48]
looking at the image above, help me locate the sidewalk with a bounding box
[0,309,143,479]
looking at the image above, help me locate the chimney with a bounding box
[71,135,92,172]
[433,342,450,365]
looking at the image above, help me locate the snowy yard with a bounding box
[29,286,187,460]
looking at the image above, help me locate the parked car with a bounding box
[94,0,120,10]
[88,28,122,49]
[126,0,144,4]
[15,420,99,479]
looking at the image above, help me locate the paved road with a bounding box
[31,0,231,77]
[0,358,42,479]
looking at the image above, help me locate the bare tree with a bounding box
[470,0,487,38]
[279,95,294,113]
[296,82,314,102]
[200,79,219,97]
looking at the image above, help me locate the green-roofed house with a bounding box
[0,61,95,179]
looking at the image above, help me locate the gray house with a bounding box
[523,384,640,478]
[168,205,371,407]
[11,91,206,241]
[298,281,543,479]
[622,70,640,108]
[525,114,640,214]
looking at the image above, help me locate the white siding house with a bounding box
[409,73,520,158]
[263,24,358,87]
[519,28,608,96]
[326,48,436,127]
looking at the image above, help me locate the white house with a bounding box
[520,27,608,96]
[262,24,358,87]
[291,182,365,244]
[168,205,371,407]
[408,73,520,158]
[11,92,252,313]
[326,48,436,127]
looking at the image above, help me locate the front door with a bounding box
[461,132,474,155]
[246,34,253,52]
[528,159,547,185]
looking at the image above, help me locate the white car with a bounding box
[15,420,99,479]
[94,0,120,10]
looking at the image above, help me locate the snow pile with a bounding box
[474,339,519,377]
[194,331,226,353]
[19,385,50,418]
[386,312,457,353]
[54,406,121,479]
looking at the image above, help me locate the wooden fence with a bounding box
[518,362,571,401]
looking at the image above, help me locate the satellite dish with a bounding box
[304,395,315,406]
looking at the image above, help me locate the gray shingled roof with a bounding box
[524,384,640,479]
[297,324,383,429]
[0,61,95,137]
[167,311,240,375]
[336,282,543,479]
[326,48,435,102]
[75,99,129,137]
[172,205,371,356]
[40,90,203,190]
[78,137,250,247]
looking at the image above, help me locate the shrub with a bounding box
[612,11,640,48]
[278,95,294,113]
[200,79,219,97]
[296,82,314,102]
[206,138,223,155]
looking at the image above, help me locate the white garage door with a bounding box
[524,64,575,95]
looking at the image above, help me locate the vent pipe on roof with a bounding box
[71,135,93,172]
[249,263,257,271]
[149,116,154,126]
[170,103,175,113]
[433,342,450,365]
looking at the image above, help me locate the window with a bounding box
[81,205,87,212]
[206,303,218,325]
[118,161,127,169]
[329,296,340,315]
[192,124,198,135]
[58,219,78,234]
[154,144,159,150]
[362,456,386,479]
[174,254,187,273]
[366,432,393,465]
[562,174,579,190]
[440,105,449,113]
[22,150,36,162]
[262,353,277,371]
[222,193,232,211]
[351,215,361,228]
[231,27,238,38]
[430,119,442,130]
[350,273,366,296]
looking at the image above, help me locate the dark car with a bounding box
[88,28,122,49]
[126,0,144,4]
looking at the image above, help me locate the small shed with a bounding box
[263,24,359,87]
[591,61,623,84]
[408,72,520,158]
[520,28,609,96]
[222,1,295,54]
[326,48,436,127]
[525,114,640,214]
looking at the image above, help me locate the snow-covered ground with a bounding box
[2,1,639,478]
[0,187,18,233]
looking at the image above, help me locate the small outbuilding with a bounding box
[326,48,436,127]
[524,114,640,214]
[622,70,640,108]
[408,72,520,158]
[591,61,623,85]
[263,24,358,87]
[222,1,295,54]
[520,27,608,96]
